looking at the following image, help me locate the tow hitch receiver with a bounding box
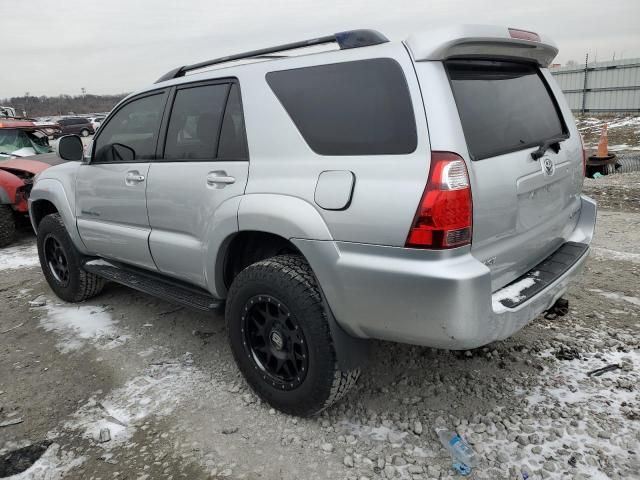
[544,298,569,320]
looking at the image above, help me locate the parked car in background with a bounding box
[30,25,595,416]
[55,117,94,137]
[88,116,106,131]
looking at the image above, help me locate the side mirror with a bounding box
[58,135,84,161]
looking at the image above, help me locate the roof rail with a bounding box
[155,29,389,83]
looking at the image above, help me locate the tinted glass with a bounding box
[446,60,566,161]
[266,58,417,156]
[217,84,248,160]
[164,84,229,161]
[94,93,165,162]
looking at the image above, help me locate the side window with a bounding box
[266,58,417,156]
[94,93,166,163]
[217,84,249,160]
[163,83,229,161]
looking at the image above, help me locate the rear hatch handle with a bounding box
[531,135,569,160]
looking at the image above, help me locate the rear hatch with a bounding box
[445,59,584,290]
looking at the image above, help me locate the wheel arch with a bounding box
[29,178,88,254]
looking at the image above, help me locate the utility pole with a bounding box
[581,53,589,115]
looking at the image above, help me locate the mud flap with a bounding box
[318,288,370,371]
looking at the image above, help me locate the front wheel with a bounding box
[80,129,90,137]
[226,254,359,416]
[0,205,16,248]
[37,213,104,302]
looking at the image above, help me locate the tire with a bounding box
[80,129,90,137]
[0,205,16,248]
[37,213,104,302]
[226,254,360,417]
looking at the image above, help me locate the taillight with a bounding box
[406,152,472,249]
[579,134,587,177]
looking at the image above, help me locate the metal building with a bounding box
[550,58,640,113]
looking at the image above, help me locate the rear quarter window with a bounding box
[446,60,567,161]
[266,58,417,156]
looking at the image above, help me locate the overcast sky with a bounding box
[1,0,638,98]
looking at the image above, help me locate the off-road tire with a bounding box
[0,205,16,248]
[37,213,104,302]
[226,254,360,416]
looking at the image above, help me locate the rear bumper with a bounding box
[294,195,596,349]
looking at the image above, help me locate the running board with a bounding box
[82,259,222,312]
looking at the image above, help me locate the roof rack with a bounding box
[155,29,389,83]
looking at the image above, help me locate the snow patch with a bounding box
[587,288,640,307]
[0,242,38,271]
[7,443,85,480]
[84,258,113,267]
[35,301,125,353]
[486,346,640,479]
[491,276,538,313]
[64,358,207,449]
[592,247,640,265]
[339,421,408,445]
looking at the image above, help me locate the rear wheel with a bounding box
[226,254,359,416]
[0,205,16,248]
[80,129,90,137]
[37,213,104,302]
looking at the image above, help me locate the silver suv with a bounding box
[29,25,596,416]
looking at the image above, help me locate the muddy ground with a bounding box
[0,174,639,480]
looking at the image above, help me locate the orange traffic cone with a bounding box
[597,123,609,158]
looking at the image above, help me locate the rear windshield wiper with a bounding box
[531,136,568,160]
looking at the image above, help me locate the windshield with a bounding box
[0,129,52,156]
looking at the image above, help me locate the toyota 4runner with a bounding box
[29,25,596,416]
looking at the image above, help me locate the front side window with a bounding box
[266,58,417,156]
[93,93,166,163]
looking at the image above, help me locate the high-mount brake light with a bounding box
[508,28,541,42]
[405,152,472,249]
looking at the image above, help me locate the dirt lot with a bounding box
[1,174,639,480]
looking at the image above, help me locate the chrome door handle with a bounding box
[206,171,236,186]
[126,172,145,183]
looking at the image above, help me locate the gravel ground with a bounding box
[1,178,639,479]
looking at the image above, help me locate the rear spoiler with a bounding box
[405,25,558,67]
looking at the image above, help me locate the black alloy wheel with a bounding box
[44,235,69,286]
[242,294,309,390]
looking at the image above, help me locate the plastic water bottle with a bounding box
[435,427,478,468]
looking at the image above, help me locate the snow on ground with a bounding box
[587,288,640,307]
[0,242,39,271]
[6,444,85,480]
[592,247,640,265]
[33,300,127,353]
[62,356,207,449]
[478,340,640,480]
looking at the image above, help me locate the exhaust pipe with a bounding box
[544,298,569,320]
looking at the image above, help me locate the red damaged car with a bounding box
[0,118,65,247]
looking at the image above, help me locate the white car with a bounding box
[88,116,106,131]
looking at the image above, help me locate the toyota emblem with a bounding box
[542,157,555,176]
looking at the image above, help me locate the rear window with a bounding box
[446,60,566,161]
[266,58,417,156]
